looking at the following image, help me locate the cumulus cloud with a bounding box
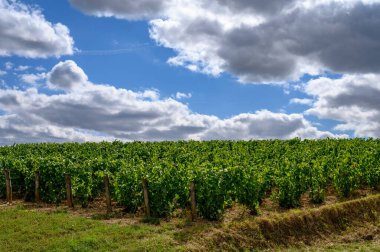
[175,92,192,100]
[290,98,313,106]
[0,113,108,144]
[35,66,46,72]
[158,1,380,83]
[305,74,380,137]
[70,0,380,84]
[0,0,74,58]
[20,73,46,85]
[69,0,167,20]
[0,60,341,145]
[215,0,297,15]
[4,62,13,70]
[47,60,88,90]
[0,70,6,76]
[15,65,30,72]
[201,110,338,140]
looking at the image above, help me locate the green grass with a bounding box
[0,207,185,252]
[1,195,380,252]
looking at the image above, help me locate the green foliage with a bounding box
[333,153,361,197]
[0,139,379,220]
[146,161,190,217]
[224,165,263,214]
[195,165,226,220]
[309,159,327,204]
[38,157,67,204]
[113,160,143,213]
[0,158,5,198]
[274,159,307,208]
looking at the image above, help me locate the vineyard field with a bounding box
[0,139,379,220]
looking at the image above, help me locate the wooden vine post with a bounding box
[142,178,151,217]
[190,181,197,221]
[35,171,41,203]
[4,169,12,204]
[104,174,112,213]
[65,173,74,208]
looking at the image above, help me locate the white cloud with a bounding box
[4,62,13,70]
[69,0,168,20]
[35,66,46,72]
[69,0,380,84]
[0,60,341,145]
[14,65,30,72]
[175,92,192,100]
[141,90,160,100]
[151,1,380,84]
[20,73,46,85]
[0,0,74,58]
[290,98,313,106]
[47,60,88,90]
[148,1,262,77]
[200,110,341,140]
[0,70,6,76]
[305,74,380,137]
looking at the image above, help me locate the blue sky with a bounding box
[8,0,294,118]
[1,0,380,144]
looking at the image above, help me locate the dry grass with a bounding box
[189,193,380,251]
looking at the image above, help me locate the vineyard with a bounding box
[0,139,379,220]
